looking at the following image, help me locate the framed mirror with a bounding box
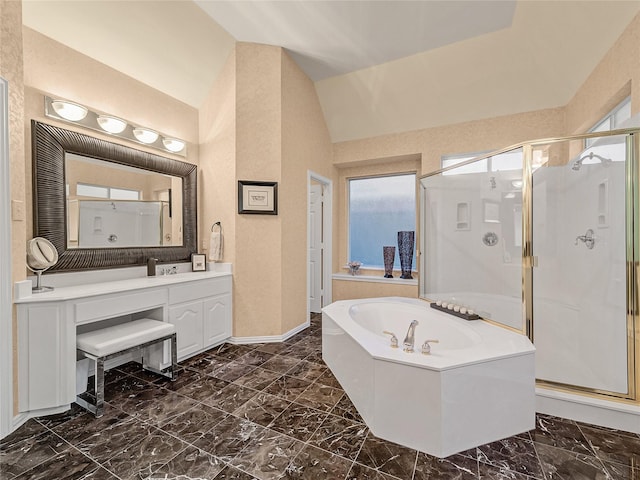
[32,120,197,272]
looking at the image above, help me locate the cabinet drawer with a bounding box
[75,289,167,324]
[169,276,231,305]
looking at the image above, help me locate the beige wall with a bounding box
[564,12,640,134]
[333,279,418,301]
[1,0,26,416]
[281,50,335,333]
[233,43,283,338]
[199,47,237,271]
[200,44,335,337]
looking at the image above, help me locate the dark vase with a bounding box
[383,246,395,278]
[397,231,415,279]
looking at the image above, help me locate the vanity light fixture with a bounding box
[133,127,159,144]
[51,100,88,121]
[97,115,127,134]
[162,137,186,153]
[43,95,187,157]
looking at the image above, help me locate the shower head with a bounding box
[571,152,612,171]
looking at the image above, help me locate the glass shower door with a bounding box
[531,134,631,395]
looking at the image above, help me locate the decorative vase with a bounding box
[383,246,395,278]
[397,231,415,279]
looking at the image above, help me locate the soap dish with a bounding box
[430,303,480,321]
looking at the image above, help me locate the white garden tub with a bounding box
[322,297,535,458]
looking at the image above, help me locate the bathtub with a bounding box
[322,297,535,458]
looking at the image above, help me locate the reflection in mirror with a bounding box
[65,153,183,248]
[419,148,524,331]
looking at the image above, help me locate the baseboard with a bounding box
[5,407,67,440]
[536,387,640,434]
[229,321,310,345]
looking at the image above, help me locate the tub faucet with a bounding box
[403,320,419,353]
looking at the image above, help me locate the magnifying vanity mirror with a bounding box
[26,237,58,292]
[32,120,197,272]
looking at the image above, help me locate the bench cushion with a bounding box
[77,319,175,357]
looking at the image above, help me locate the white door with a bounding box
[309,184,323,313]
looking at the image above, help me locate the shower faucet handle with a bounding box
[382,331,399,348]
[422,339,439,355]
[575,229,595,249]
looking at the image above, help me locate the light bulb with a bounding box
[133,128,159,144]
[162,137,185,153]
[51,100,88,121]
[97,115,127,134]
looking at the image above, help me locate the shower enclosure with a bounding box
[420,128,638,401]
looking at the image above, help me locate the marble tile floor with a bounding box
[2,313,640,480]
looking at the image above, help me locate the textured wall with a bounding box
[1,0,25,416]
[333,279,418,301]
[233,43,283,338]
[280,50,335,333]
[564,12,640,134]
[199,47,237,276]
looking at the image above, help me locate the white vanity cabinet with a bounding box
[16,271,232,416]
[168,276,232,361]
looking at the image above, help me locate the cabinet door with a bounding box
[169,300,204,361]
[203,293,232,348]
[18,304,75,412]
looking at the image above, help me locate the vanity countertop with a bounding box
[15,270,232,304]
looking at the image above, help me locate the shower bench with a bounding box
[75,318,177,417]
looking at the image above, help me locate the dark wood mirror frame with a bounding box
[32,120,197,272]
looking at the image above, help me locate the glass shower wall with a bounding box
[420,148,524,330]
[420,129,637,400]
[532,134,629,394]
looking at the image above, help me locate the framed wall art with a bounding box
[191,253,206,271]
[238,180,278,215]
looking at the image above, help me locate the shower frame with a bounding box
[418,127,640,403]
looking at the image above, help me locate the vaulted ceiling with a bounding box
[22,1,640,142]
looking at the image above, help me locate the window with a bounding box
[348,173,416,269]
[586,97,631,147]
[442,149,522,174]
[76,183,140,200]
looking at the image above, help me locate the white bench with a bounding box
[76,318,177,417]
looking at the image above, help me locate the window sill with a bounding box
[332,273,418,286]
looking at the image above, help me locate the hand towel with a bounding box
[209,230,223,262]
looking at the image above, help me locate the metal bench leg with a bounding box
[170,333,177,381]
[95,357,105,417]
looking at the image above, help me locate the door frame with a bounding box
[1,77,13,439]
[307,171,332,320]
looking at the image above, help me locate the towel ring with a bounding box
[211,221,222,233]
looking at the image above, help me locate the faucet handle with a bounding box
[382,331,399,348]
[421,339,439,355]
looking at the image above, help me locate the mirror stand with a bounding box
[27,267,54,293]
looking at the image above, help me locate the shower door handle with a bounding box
[524,256,538,268]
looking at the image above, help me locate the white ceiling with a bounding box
[195,0,517,81]
[21,0,640,142]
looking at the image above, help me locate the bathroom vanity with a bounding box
[15,270,232,415]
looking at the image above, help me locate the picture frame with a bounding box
[191,253,206,271]
[238,180,278,215]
